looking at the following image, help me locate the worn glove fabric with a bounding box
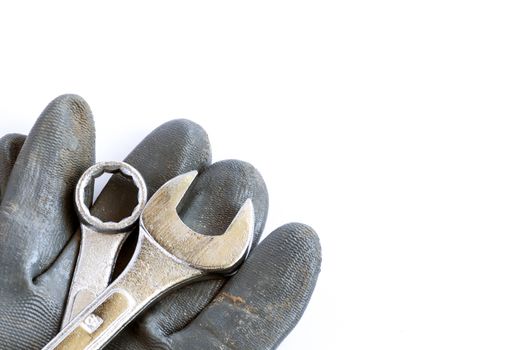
[0,95,321,349]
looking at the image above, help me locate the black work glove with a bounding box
[0,95,321,349]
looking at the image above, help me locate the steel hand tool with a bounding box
[62,161,148,328]
[45,170,254,350]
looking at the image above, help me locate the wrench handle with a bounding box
[62,225,129,329]
[45,232,203,350]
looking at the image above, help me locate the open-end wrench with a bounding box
[61,161,148,329]
[45,170,254,350]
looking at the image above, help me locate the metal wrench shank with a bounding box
[48,229,203,350]
[61,228,130,328]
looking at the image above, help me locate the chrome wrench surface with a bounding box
[45,171,254,350]
[61,161,148,328]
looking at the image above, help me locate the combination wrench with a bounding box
[61,161,148,328]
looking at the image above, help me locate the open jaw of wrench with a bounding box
[45,170,255,350]
[61,161,148,329]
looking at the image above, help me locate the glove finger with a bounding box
[108,160,268,348]
[171,223,322,349]
[0,95,95,278]
[39,119,211,297]
[0,133,26,201]
[91,119,211,224]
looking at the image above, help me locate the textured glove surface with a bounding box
[0,95,321,350]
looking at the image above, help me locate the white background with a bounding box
[1,1,527,349]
